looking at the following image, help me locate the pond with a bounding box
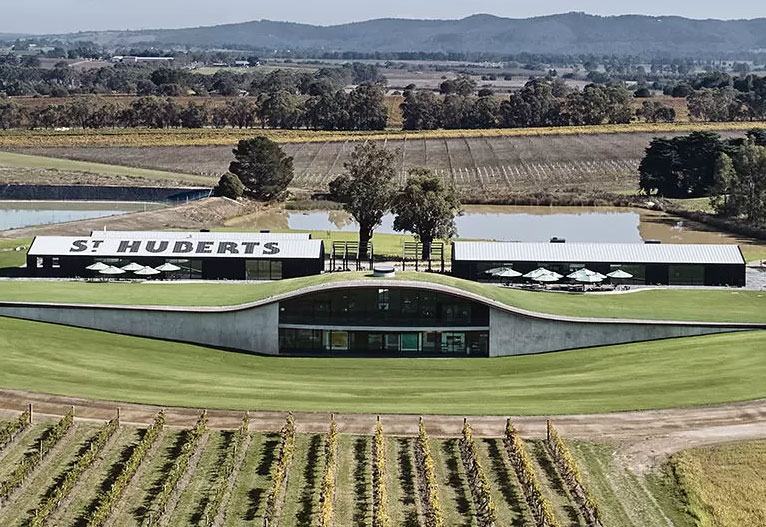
[254,205,750,245]
[0,201,164,231]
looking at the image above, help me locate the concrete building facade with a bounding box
[0,281,759,357]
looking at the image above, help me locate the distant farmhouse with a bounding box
[111,56,174,64]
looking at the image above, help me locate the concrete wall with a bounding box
[0,185,212,202]
[489,308,744,357]
[0,303,279,355]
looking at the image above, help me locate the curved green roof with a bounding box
[0,272,765,324]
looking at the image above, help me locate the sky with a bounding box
[3,0,766,34]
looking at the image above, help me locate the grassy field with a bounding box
[0,272,763,323]
[669,440,766,527]
[0,412,699,527]
[0,150,212,187]
[569,440,695,527]
[12,128,751,194]
[0,316,764,414]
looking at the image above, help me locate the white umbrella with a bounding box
[121,262,144,272]
[99,266,126,276]
[523,267,550,279]
[134,266,161,276]
[607,269,634,279]
[489,267,522,278]
[86,262,109,271]
[156,262,181,272]
[533,271,562,283]
[575,274,606,284]
[567,268,606,282]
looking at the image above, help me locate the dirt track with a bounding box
[1,388,765,473]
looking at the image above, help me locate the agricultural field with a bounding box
[0,407,696,527]
[668,440,766,527]
[0,151,212,188]
[12,129,748,195]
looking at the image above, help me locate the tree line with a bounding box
[0,85,388,131]
[401,79,669,130]
[639,129,766,224]
[0,60,384,98]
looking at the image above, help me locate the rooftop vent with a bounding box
[373,266,396,278]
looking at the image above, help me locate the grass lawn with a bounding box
[670,440,766,527]
[0,316,764,415]
[0,272,763,323]
[0,237,31,269]
[0,150,210,186]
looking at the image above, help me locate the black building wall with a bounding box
[451,259,746,287]
[26,254,325,280]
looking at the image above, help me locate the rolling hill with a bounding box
[29,12,766,56]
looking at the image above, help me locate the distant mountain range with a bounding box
[12,13,766,56]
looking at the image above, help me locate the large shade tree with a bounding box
[229,136,294,201]
[712,141,766,224]
[393,169,462,260]
[638,131,726,197]
[330,142,398,258]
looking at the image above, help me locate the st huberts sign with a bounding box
[69,238,281,257]
[28,236,322,260]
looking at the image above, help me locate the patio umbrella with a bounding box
[523,267,550,279]
[574,274,606,284]
[489,267,522,278]
[86,262,109,271]
[607,269,634,279]
[121,262,144,272]
[156,262,181,272]
[533,271,562,283]
[98,266,126,276]
[134,266,161,276]
[567,268,607,282]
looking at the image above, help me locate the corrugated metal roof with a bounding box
[90,231,310,240]
[453,242,744,265]
[29,236,323,260]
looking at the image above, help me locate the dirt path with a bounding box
[1,389,765,473]
[0,197,252,239]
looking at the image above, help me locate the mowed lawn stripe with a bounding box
[0,317,765,416]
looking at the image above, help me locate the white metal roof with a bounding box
[453,242,745,265]
[90,231,310,240]
[29,236,323,260]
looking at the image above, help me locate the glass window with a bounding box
[384,334,400,352]
[330,331,349,351]
[668,265,705,285]
[422,332,438,352]
[278,328,489,357]
[611,264,645,281]
[246,260,282,280]
[401,333,419,351]
[441,332,466,354]
[279,287,489,327]
[377,289,390,311]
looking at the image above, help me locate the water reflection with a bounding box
[0,201,164,231]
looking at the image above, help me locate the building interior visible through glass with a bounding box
[279,287,490,356]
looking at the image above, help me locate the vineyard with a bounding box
[0,406,692,527]
[13,130,749,195]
